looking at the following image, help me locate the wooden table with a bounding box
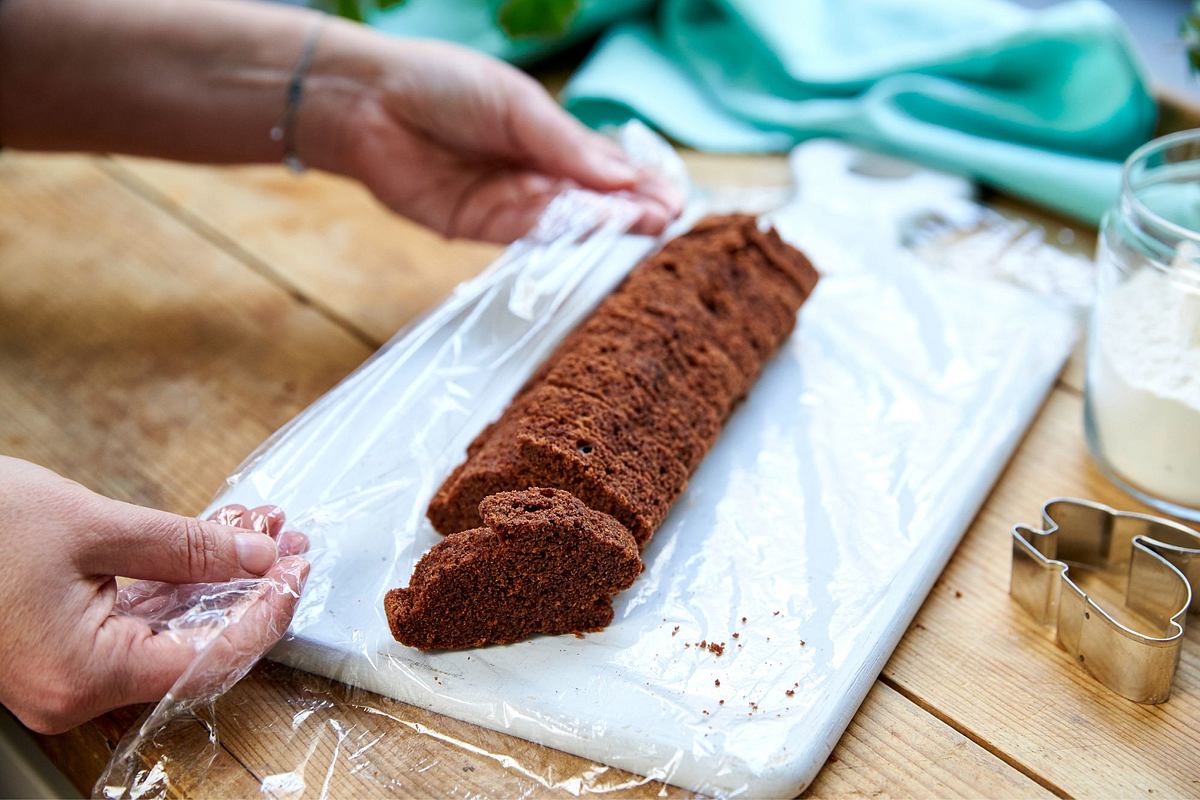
[3,122,1199,798]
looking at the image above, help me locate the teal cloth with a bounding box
[561,0,1157,224]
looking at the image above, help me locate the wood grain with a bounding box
[0,154,370,509]
[104,158,502,346]
[804,682,1051,799]
[882,388,1200,799]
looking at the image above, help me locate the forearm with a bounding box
[0,0,371,172]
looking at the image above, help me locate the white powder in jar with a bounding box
[1089,248,1200,507]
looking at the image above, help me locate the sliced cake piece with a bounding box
[386,488,642,650]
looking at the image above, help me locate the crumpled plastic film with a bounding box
[94,121,689,800]
[94,133,1081,799]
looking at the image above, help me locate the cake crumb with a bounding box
[954,590,963,599]
[719,699,725,705]
[800,640,806,647]
[707,641,725,656]
[732,632,740,639]
[741,616,747,624]
[773,610,780,616]
[786,689,795,697]
[671,625,679,637]
[714,679,720,687]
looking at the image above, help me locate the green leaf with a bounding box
[376,0,408,9]
[1183,2,1200,75]
[332,0,365,22]
[497,0,580,38]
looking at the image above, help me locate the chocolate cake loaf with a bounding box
[387,214,819,649]
[386,488,642,650]
[426,214,819,544]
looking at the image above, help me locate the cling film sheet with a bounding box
[97,127,1084,798]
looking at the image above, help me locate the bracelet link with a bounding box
[272,16,326,174]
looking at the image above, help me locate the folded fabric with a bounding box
[563,0,1157,224]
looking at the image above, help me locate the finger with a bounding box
[629,198,672,236]
[504,81,640,192]
[97,557,311,707]
[244,505,286,538]
[83,499,279,584]
[208,503,248,528]
[211,504,299,554]
[444,170,569,243]
[634,171,685,219]
[279,530,309,556]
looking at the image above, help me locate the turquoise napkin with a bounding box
[562,0,1157,224]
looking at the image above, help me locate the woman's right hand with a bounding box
[304,28,684,243]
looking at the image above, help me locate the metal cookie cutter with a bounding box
[1010,498,1200,704]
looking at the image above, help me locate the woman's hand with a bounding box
[0,0,681,245]
[305,32,681,242]
[0,456,308,734]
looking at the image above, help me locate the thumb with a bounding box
[82,498,279,584]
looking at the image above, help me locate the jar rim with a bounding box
[1121,129,1200,253]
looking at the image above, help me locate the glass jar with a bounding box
[1085,129,1200,521]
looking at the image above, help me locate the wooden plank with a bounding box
[0,153,371,509]
[804,682,1051,799]
[881,386,1200,799]
[103,158,502,346]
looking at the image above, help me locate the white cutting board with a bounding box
[208,141,1078,797]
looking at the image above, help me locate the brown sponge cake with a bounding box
[386,488,642,650]
[396,214,821,650]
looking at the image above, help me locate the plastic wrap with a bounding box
[96,130,1082,798]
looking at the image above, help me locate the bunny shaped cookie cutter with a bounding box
[1011,498,1200,704]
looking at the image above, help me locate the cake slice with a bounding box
[386,488,642,650]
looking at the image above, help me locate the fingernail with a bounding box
[235,533,278,575]
[632,200,670,236]
[279,530,310,556]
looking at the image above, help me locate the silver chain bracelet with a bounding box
[270,15,326,173]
